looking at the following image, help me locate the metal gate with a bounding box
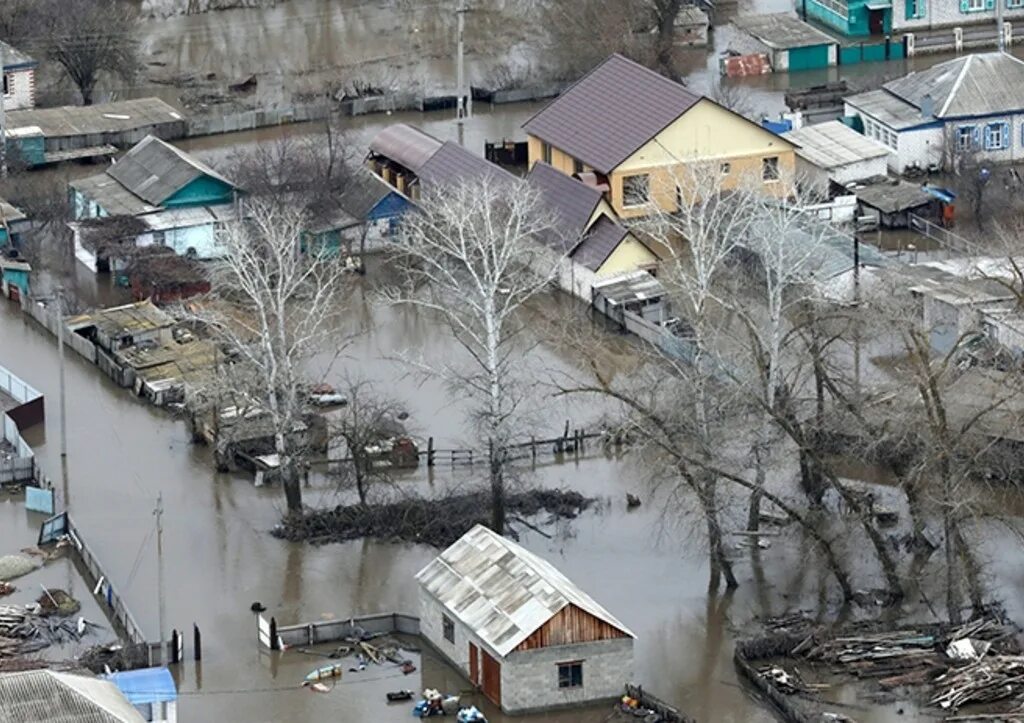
[788,44,830,71]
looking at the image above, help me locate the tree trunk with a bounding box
[277,432,302,513]
[489,439,505,533]
[952,521,985,618]
[945,513,962,624]
[698,472,738,591]
[746,443,765,531]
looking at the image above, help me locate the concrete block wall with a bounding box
[500,637,634,714]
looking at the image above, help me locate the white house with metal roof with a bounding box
[416,524,635,714]
[70,135,239,273]
[782,120,892,194]
[0,41,37,111]
[845,52,1024,173]
[0,669,145,723]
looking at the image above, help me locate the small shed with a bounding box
[732,14,838,72]
[0,197,29,248]
[674,5,709,47]
[416,524,634,715]
[782,120,892,194]
[67,299,176,354]
[853,178,936,228]
[0,255,31,301]
[107,667,178,723]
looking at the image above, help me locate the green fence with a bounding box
[839,39,904,65]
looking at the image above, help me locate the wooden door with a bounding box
[480,649,501,707]
[468,643,479,686]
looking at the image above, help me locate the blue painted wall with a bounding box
[806,0,891,37]
[164,176,234,208]
[2,267,30,296]
[368,192,411,221]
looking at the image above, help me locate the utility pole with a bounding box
[1,42,7,179]
[56,289,67,459]
[998,0,1006,52]
[853,237,862,407]
[455,0,471,147]
[154,493,167,664]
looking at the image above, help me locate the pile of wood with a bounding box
[932,656,1024,710]
[0,602,99,657]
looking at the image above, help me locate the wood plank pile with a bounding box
[932,656,1024,711]
[0,603,99,657]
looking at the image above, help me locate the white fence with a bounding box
[259,611,420,650]
[0,362,43,485]
[19,295,97,363]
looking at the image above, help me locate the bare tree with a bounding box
[384,174,564,534]
[186,198,350,513]
[41,0,140,105]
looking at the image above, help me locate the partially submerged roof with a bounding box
[416,524,634,657]
[0,669,145,723]
[339,167,407,221]
[107,135,233,206]
[523,54,701,175]
[0,41,36,70]
[417,141,517,188]
[782,120,891,170]
[7,98,185,139]
[676,5,708,26]
[70,300,175,337]
[107,667,177,706]
[733,13,836,50]
[854,179,933,214]
[368,123,444,174]
[883,52,1024,119]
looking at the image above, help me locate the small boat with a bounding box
[303,662,344,685]
[386,690,414,702]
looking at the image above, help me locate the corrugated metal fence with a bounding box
[0,362,43,485]
[260,611,420,649]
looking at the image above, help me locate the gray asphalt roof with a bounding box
[0,670,145,723]
[526,162,602,250]
[572,215,630,272]
[733,13,837,49]
[523,54,701,175]
[107,135,233,206]
[884,52,1024,118]
[782,120,891,170]
[417,141,517,188]
[71,173,158,216]
[6,98,185,138]
[368,123,443,173]
[844,89,926,130]
[854,179,933,214]
[0,41,35,69]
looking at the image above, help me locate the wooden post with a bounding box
[427,437,435,467]
[269,617,279,651]
[170,629,180,664]
[580,428,585,452]
[193,624,201,661]
[531,436,536,465]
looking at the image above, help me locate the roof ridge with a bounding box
[939,54,973,117]
[520,54,623,129]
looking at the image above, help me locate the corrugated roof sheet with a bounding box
[523,54,701,175]
[0,669,145,723]
[107,667,177,706]
[368,124,443,173]
[339,167,404,220]
[526,162,602,252]
[844,88,925,130]
[782,120,891,170]
[573,215,630,272]
[417,141,517,188]
[76,299,176,338]
[733,13,837,50]
[854,179,933,214]
[884,52,1024,118]
[415,524,634,658]
[70,173,158,217]
[0,197,27,223]
[107,135,233,206]
[7,98,185,139]
[0,40,36,69]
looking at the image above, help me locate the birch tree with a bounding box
[385,174,563,534]
[189,199,349,512]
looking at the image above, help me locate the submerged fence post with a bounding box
[170,629,180,665]
[193,624,202,661]
[427,437,435,467]
[269,617,279,651]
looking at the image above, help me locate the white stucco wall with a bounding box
[500,638,634,714]
[894,1,1024,32]
[3,68,35,111]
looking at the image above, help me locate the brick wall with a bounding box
[4,68,35,110]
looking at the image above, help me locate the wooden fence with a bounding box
[19,294,97,364]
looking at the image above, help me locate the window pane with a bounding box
[762,156,779,181]
[622,174,650,206]
[442,614,454,643]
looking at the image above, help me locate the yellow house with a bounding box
[524,54,797,219]
[527,161,660,299]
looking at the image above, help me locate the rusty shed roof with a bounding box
[522,54,701,175]
[415,524,634,658]
[368,123,443,173]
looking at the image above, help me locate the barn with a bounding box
[415,524,634,714]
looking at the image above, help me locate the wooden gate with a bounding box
[481,649,501,707]
[468,643,479,686]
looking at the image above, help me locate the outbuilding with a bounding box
[782,120,892,195]
[732,14,838,72]
[416,524,635,715]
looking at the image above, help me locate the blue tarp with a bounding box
[108,667,177,705]
[922,185,957,204]
[25,487,53,514]
[762,119,793,135]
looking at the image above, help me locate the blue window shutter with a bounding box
[1004,122,1011,149]
[983,125,991,150]
[987,0,996,8]
[960,0,969,10]
[973,126,981,147]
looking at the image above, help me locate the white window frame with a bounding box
[1010,0,1024,9]
[965,0,985,10]
[986,122,1007,150]
[956,125,975,151]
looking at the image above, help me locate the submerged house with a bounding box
[306,167,411,256]
[70,135,239,273]
[844,52,1024,173]
[416,524,635,715]
[523,54,796,218]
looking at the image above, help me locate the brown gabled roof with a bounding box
[526,162,602,243]
[368,124,444,174]
[572,215,631,272]
[417,141,517,188]
[523,54,701,175]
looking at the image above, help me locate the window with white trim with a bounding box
[963,0,985,10]
[957,126,975,151]
[1010,0,1024,9]
[985,122,1009,150]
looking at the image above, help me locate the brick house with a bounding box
[416,524,635,715]
[0,41,37,111]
